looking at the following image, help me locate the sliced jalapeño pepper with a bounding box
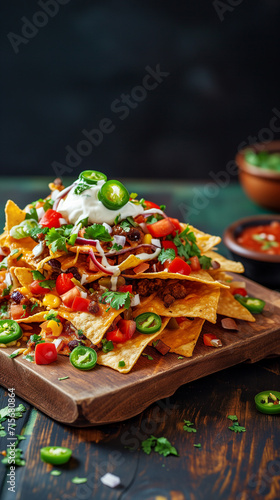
[98,180,129,210]
[234,295,265,314]
[135,313,162,334]
[254,391,280,415]
[0,320,23,344]
[69,345,97,371]
[79,170,107,185]
[40,446,72,465]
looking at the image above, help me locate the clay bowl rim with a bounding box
[223,215,280,264]
[236,141,280,181]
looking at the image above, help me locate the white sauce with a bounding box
[57,181,144,226]
[110,276,118,291]
[95,240,120,276]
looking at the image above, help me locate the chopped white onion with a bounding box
[36,207,45,220]
[100,473,121,488]
[53,338,63,351]
[59,218,68,226]
[80,291,88,299]
[151,238,161,248]
[32,241,45,258]
[112,235,126,248]
[102,222,112,234]
[81,274,88,285]
[4,273,12,287]
[139,222,148,233]
[130,294,140,307]
[51,189,60,201]
[152,264,157,272]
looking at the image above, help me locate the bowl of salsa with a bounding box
[224,215,280,289]
[236,141,280,211]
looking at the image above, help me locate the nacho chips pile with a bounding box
[0,172,254,373]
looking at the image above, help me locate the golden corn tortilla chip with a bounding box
[159,318,205,357]
[124,268,228,288]
[4,200,26,231]
[132,282,220,324]
[208,270,233,282]
[58,303,126,345]
[180,224,221,252]
[12,267,34,286]
[217,288,255,322]
[97,317,170,373]
[17,311,48,323]
[204,250,244,273]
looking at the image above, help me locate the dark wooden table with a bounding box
[0,178,279,500]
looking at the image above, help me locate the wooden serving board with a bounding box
[0,275,280,426]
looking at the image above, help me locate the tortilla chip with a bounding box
[18,311,48,323]
[208,270,233,282]
[97,317,170,373]
[204,251,244,273]
[159,318,205,357]
[4,200,26,231]
[12,267,34,286]
[124,268,228,288]
[58,303,125,345]
[217,288,255,322]
[132,282,220,324]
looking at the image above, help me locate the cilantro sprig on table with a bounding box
[227,415,246,433]
[141,436,178,457]
[99,291,131,310]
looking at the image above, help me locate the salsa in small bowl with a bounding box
[236,141,280,211]
[224,215,280,289]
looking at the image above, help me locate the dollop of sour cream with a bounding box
[57,181,144,225]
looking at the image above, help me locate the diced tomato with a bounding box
[71,296,91,312]
[167,257,191,276]
[147,218,174,238]
[133,263,150,274]
[10,303,29,320]
[61,286,81,308]
[35,342,57,365]
[56,273,74,295]
[144,200,161,210]
[189,256,201,272]
[203,333,222,348]
[29,280,50,295]
[169,217,182,235]
[40,209,63,229]
[134,215,145,224]
[106,328,127,343]
[176,317,186,325]
[117,285,133,293]
[231,287,247,297]
[162,240,178,256]
[118,319,136,339]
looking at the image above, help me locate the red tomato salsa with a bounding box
[237,221,280,255]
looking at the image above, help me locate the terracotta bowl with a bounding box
[223,215,280,289]
[236,141,280,211]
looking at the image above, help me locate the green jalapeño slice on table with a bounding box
[0,320,23,344]
[40,446,72,465]
[255,391,280,414]
[70,346,97,370]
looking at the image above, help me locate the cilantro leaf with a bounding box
[228,423,246,433]
[194,443,201,448]
[198,255,212,270]
[84,224,112,242]
[0,302,8,319]
[44,310,59,322]
[25,207,38,222]
[45,228,67,253]
[100,291,131,310]
[227,415,238,422]
[2,285,12,297]
[158,248,176,264]
[29,226,48,241]
[119,220,131,232]
[183,420,197,433]
[101,339,114,353]
[172,225,201,261]
[38,280,56,290]
[111,243,123,252]
[31,302,39,312]
[141,436,178,457]
[146,216,158,224]
[118,360,126,367]
[31,270,45,280]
